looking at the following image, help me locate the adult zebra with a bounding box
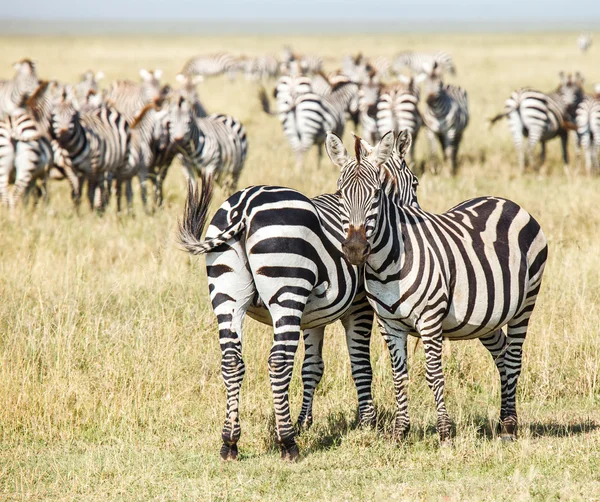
[259,71,345,168]
[0,59,39,119]
[181,52,238,79]
[51,93,130,211]
[394,51,456,76]
[422,62,469,175]
[489,72,584,173]
[178,132,419,461]
[327,130,548,444]
[107,69,165,123]
[165,94,248,195]
[74,70,104,109]
[311,71,361,128]
[575,86,600,175]
[175,74,208,118]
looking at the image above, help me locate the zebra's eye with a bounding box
[335,190,341,198]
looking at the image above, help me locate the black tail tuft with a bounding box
[178,174,214,254]
[488,112,508,128]
[259,87,272,115]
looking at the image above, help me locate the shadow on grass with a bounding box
[471,415,600,440]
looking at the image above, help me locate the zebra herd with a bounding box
[180,128,548,461]
[260,50,469,175]
[0,60,247,210]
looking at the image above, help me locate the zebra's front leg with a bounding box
[341,295,375,427]
[296,327,325,432]
[420,326,451,444]
[426,129,438,174]
[379,321,410,440]
[268,310,302,461]
[115,179,123,213]
[479,329,509,435]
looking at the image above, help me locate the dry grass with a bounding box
[0,33,600,501]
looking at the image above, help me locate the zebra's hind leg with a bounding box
[479,329,509,436]
[342,293,375,427]
[379,321,410,440]
[267,306,303,461]
[296,327,325,432]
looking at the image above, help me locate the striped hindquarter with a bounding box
[576,96,600,174]
[329,130,547,443]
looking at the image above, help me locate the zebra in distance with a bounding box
[178,131,420,461]
[74,70,104,109]
[175,73,208,118]
[165,94,248,194]
[107,69,165,123]
[311,71,361,128]
[394,51,456,76]
[0,59,40,119]
[280,46,323,76]
[181,52,239,79]
[240,54,280,81]
[578,34,592,53]
[327,129,548,444]
[489,72,584,172]
[50,92,130,211]
[422,62,469,175]
[575,85,600,175]
[259,72,345,168]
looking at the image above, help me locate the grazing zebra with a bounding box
[394,51,456,76]
[107,69,165,123]
[578,34,592,53]
[327,129,548,444]
[175,73,208,117]
[489,72,584,172]
[0,59,40,119]
[165,94,247,194]
[260,73,345,168]
[126,103,175,211]
[178,132,419,461]
[575,87,600,175]
[51,93,130,211]
[181,52,238,78]
[422,63,469,175]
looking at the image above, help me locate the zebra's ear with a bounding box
[369,131,395,167]
[95,71,104,81]
[139,68,151,81]
[154,69,163,80]
[325,132,349,169]
[396,130,412,158]
[176,73,186,83]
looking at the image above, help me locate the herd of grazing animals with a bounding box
[0,39,597,461]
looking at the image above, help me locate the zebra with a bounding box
[280,47,323,76]
[489,72,584,173]
[311,72,361,128]
[422,62,469,175]
[327,129,548,444]
[178,131,419,461]
[578,34,592,53]
[50,92,130,211]
[394,51,456,76]
[0,59,40,119]
[181,52,238,79]
[165,94,248,194]
[175,73,208,118]
[242,54,280,81]
[74,70,104,109]
[259,73,345,169]
[575,87,600,175]
[107,69,165,123]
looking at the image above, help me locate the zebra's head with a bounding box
[165,94,193,144]
[139,68,164,102]
[423,62,443,102]
[13,58,39,97]
[557,71,585,119]
[327,130,414,266]
[50,91,79,142]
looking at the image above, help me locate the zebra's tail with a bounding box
[488,111,509,127]
[258,87,275,116]
[178,175,243,256]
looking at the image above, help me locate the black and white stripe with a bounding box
[490,72,584,172]
[181,52,239,79]
[0,59,40,119]
[178,132,419,460]
[394,51,456,76]
[422,64,469,174]
[328,129,548,444]
[107,69,165,123]
[175,73,208,118]
[576,89,600,174]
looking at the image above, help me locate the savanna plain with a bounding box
[0,32,599,501]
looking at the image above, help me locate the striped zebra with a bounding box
[242,54,280,80]
[489,72,584,172]
[181,52,238,79]
[74,70,104,108]
[394,51,456,76]
[0,109,53,208]
[259,73,345,168]
[0,59,40,119]
[280,47,323,76]
[165,94,248,194]
[311,72,361,128]
[178,132,419,461]
[175,73,208,117]
[327,129,548,444]
[578,34,592,53]
[50,93,130,211]
[422,63,469,175]
[575,87,600,175]
[107,69,165,123]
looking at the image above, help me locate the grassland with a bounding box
[1,33,600,501]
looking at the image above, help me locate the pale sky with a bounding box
[4,0,600,22]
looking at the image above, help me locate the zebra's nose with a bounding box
[342,226,370,266]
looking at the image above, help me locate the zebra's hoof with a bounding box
[295,416,313,434]
[279,436,300,462]
[220,442,239,461]
[499,433,517,442]
[359,412,377,429]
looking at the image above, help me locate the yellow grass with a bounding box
[0,33,599,501]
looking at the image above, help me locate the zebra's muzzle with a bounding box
[342,226,370,266]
